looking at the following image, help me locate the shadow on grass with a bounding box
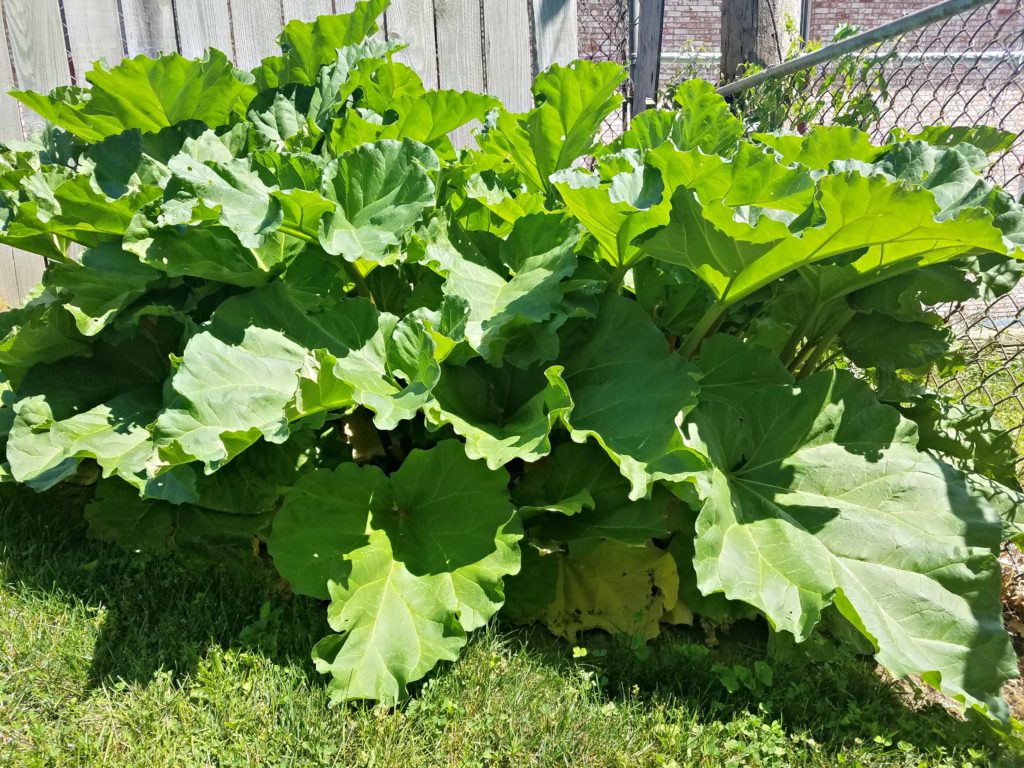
[513,624,1006,756]
[0,484,1008,759]
[0,484,328,689]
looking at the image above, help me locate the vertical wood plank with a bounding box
[61,0,124,78]
[385,0,438,90]
[0,6,22,143]
[14,258,43,298]
[175,0,233,58]
[336,0,356,11]
[2,0,68,301]
[231,0,285,69]
[120,0,178,57]
[482,0,531,111]
[631,0,664,113]
[2,0,71,98]
[282,0,334,22]
[0,248,17,307]
[0,9,21,306]
[435,0,482,91]
[434,0,483,146]
[531,0,577,71]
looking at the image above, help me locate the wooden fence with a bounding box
[0,0,580,307]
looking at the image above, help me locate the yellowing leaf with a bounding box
[540,541,682,642]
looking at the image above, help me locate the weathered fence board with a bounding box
[121,0,178,57]
[436,0,484,91]
[385,0,440,89]
[631,0,665,114]
[435,0,485,145]
[1,0,70,299]
[0,0,579,306]
[532,0,578,69]
[283,0,335,22]
[175,0,234,58]
[0,12,21,307]
[232,0,286,69]
[3,0,70,104]
[62,0,125,78]
[483,0,532,111]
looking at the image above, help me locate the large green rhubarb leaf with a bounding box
[311,529,467,705]
[13,50,255,143]
[0,303,91,388]
[267,441,519,704]
[85,479,271,559]
[550,296,705,498]
[478,61,626,193]
[253,0,389,89]
[510,539,684,641]
[329,90,499,156]
[318,139,438,263]
[647,140,814,216]
[685,360,1015,719]
[267,462,386,599]
[611,80,743,156]
[642,150,1007,308]
[869,140,1024,251]
[2,168,159,254]
[417,212,579,366]
[44,244,164,336]
[424,360,570,468]
[123,131,326,286]
[249,40,400,150]
[514,442,675,551]
[155,283,439,470]
[554,154,669,269]
[528,61,627,181]
[6,389,160,491]
[753,125,887,170]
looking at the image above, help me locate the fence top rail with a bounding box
[716,0,998,98]
[667,50,1024,64]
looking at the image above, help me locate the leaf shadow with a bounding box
[502,621,1008,758]
[0,476,1013,760]
[0,485,327,690]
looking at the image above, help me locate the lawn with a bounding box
[0,487,1016,768]
[938,339,1024,481]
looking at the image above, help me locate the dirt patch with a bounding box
[1002,545,1024,719]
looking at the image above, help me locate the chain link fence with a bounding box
[577,0,633,135]
[574,0,1023,473]
[741,1,1024,475]
[731,0,1024,474]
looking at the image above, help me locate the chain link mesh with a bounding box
[712,0,1024,477]
[573,2,1023,476]
[728,0,1024,648]
[577,0,633,136]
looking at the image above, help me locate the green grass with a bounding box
[0,487,1016,768]
[939,346,1024,480]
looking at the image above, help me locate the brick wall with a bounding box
[579,0,1023,64]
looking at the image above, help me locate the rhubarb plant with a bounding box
[0,0,1022,720]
